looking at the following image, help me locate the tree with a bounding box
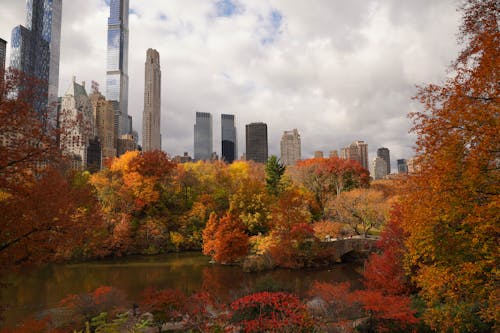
[140,288,186,332]
[230,292,313,332]
[202,213,249,263]
[265,155,286,196]
[403,0,499,330]
[333,188,388,237]
[296,157,370,216]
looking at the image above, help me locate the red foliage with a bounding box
[362,204,409,295]
[354,290,419,330]
[140,288,186,326]
[59,285,127,324]
[230,292,313,332]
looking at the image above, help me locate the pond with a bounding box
[1,252,363,327]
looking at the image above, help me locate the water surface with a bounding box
[1,252,362,326]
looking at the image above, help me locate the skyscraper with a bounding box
[10,0,62,118]
[194,112,213,161]
[221,114,237,163]
[280,129,301,165]
[341,140,369,169]
[89,84,117,160]
[246,122,268,163]
[370,156,388,180]
[397,159,408,174]
[60,77,95,169]
[142,48,161,152]
[377,147,391,174]
[0,38,6,96]
[106,0,130,135]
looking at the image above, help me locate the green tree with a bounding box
[265,155,286,196]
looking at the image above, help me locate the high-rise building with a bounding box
[370,156,388,180]
[314,150,324,159]
[142,48,161,152]
[89,85,117,160]
[221,114,237,163]
[329,150,338,158]
[0,38,6,96]
[397,159,408,174]
[341,140,368,169]
[60,77,95,169]
[10,0,62,119]
[117,133,137,156]
[194,112,213,161]
[246,122,268,163]
[106,0,130,135]
[280,129,301,165]
[377,147,391,174]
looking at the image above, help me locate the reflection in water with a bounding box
[1,252,361,326]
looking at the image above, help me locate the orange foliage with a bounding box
[402,0,499,330]
[312,220,344,240]
[296,157,369,215]
[202,213,249,263]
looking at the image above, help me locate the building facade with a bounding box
[142,48,161,152]
[329,150,338,158]
[397,159,408,174]
[60,77,95,169]
[245,122,268,163]
[370,156,388,180]
[314,150,324,159]
[0,38,6,96]
[106,0,130,135]
[89,88,116,160]
[117,133,137,156]
[377,147,391,174]
[10,0,62,119]
[280,129,301,166]
[341,140,368,169]
[221,114,237,163]
[194,112,213,161]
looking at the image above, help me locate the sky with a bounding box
[0,0,462,170]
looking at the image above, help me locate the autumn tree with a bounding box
[355,204,419,332]
[332,188,388,237]
[401,0,499,330]
[296,157,370,216]
[202,212,249,263]
[230,292,313,332]
[90,150,177,254]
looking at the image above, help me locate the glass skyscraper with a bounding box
[106,0,130,135]
[10,0,62,120]
[221,114,237,163]
[246,122,268,163]
[194,112,213,161]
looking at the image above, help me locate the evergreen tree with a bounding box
[265,156,286,196]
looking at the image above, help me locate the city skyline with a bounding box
[0,0,461,163]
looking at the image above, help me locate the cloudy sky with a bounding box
[0,0,462,170]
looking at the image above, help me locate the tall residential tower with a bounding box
[10,0,62,118]
[221,114,237,163]
[377,147,391,174]
[194,112,213,161]
[280,129,301,165]
[106,0,130,135]
[0,38,6,95]
[341,140,369,169]
[246,122,268,163]
[142,48,161,152]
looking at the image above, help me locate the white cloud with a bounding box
[0,0,461,170]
